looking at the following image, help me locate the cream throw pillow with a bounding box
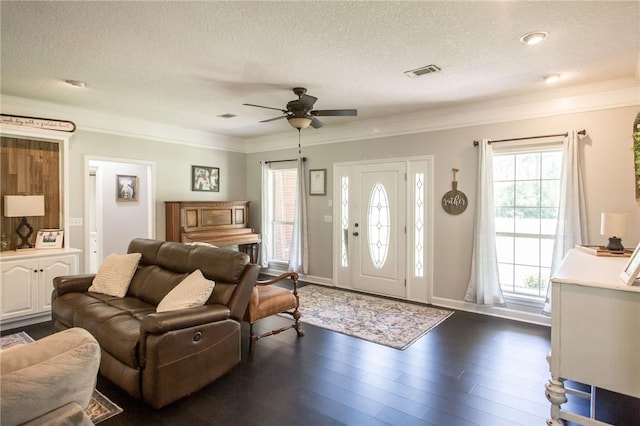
[88,253,142,297]
[156,269,215,312]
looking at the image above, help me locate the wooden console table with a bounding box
[546,249,640,425]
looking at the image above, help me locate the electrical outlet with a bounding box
[69,217,83,226]
[324,215,333,223]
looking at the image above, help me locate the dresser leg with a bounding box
[546,377,567,425]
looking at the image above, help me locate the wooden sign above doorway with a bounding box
[1,114,76,132]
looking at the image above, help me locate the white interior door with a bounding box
[352,162,406,297]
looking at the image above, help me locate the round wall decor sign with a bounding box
[442,168,468,215]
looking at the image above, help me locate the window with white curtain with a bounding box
[268,167,297,263]
[493,148,562,299]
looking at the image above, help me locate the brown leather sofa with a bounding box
[51,238,259,409]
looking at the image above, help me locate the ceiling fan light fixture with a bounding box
[520,31,548,45]
[288,116,312,129]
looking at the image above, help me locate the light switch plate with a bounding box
[69,217,83,226]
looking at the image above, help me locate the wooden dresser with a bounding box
[165,201,260,263]
[546,249,640,425]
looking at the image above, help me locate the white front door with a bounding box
[352,162,406,297]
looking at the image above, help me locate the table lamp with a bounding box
[3,195,45,249]
[600,212,629,252]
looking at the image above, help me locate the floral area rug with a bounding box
[0,332,123,424]
[294,285,453,350]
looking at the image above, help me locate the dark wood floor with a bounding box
[5,310,638,425]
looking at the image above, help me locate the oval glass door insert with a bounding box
[367,183,390,269]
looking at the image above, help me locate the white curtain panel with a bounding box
[543,129,587,313]
[288,157,309,274]
[258,162,271,268]
[465,139,505,306]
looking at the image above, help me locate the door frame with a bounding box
[332,156,434,303]
[83,155,156,273]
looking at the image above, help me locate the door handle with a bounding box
[353,232,359,236]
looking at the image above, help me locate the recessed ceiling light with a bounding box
[64,79,86,88]
[520,31,548,45]
[544,74,561,83]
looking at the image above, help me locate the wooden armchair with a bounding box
[243,272,304,352]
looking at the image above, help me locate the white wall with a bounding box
[246,106,640,315]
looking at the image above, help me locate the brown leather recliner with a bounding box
[51,238,259,409]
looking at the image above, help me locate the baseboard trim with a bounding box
[0,313,52,332]
[431,296,551,327]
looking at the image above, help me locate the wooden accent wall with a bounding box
[1,137,60,249]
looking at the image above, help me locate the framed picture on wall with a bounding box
[192,166,220,192]
[309,169,326,195]
[116,175,138,201]
[35,229,64,249]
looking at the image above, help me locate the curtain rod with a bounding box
[473,129,586,146]
[263,157,306,164]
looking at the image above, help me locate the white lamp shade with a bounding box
[600,212,629,237]
[3,195,45,217]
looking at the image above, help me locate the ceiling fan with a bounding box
[243,87,357,130]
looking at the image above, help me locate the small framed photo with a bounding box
[35,229,64,249]
[116,175,138,201]
[619,242,640,285]
[309,169,326,196]
[192,166,220,192]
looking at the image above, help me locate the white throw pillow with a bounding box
[88,253,142,297]
[156,269,216,313]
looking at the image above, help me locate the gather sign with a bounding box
[441,168,468,215]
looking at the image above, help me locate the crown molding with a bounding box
[0,95,245,152]
[244,77,640,153]
[3,77,638,154]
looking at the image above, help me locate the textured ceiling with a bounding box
[1,1,639,139]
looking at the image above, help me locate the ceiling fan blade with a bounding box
[310,116,324,129]
[311,109,357,117]
[259,115,288,123]
[243,103,288,113]
[299,94,318,110]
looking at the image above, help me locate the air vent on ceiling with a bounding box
[404,64,441,78]
[217,113,237,119]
